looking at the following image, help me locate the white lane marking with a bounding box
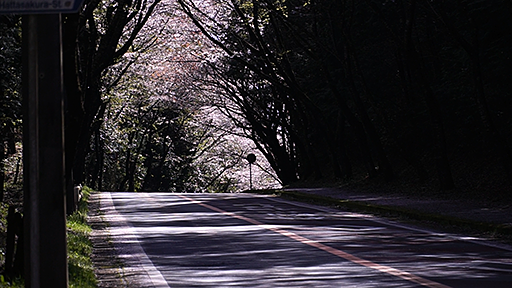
[178,194,451,288]
[101,192,171,288]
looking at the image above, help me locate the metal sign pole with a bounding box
[22,14,68,288]
[249,163,253,190]
[1,1,85,287]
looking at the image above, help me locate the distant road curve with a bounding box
[99,192,512,288]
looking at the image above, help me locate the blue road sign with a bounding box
[0,0,84,14]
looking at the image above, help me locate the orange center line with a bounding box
[178,194,452,288]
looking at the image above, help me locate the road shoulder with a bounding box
[248,187,512,245]
[88,191,127,287]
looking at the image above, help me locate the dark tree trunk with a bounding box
[90,125,105,190]
[468,27,512,184]
[336,113,353,179]
[325,69,378,178]
[406,0,455,190]
[62,13,83,213]
[342,39,394,181]
[0,143,4,202]
[141,148,155,191]
[436,0,512,185]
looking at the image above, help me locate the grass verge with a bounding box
[0,275,22,287]
[67,186,97,288]
[1,187,97,287]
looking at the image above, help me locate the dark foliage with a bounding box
[180,0,512,197]
[0,16,22,202]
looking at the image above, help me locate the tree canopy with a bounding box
[1,0,511,199]
[176,0,512,195]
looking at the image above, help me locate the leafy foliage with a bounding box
[0,16,22,202]
[78,0,279,192]
[3,0,510,199]
[177,0,512,195]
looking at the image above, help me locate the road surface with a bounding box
[100,192,512,287]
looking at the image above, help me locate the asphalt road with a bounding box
[100,192,512,287]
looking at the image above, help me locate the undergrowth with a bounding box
[67,186,97,288]
[1,187,97,287]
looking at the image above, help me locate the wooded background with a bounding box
[1,0,511,201]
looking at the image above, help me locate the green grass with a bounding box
[67,186,97,288]
[0,186,98,287]
[0,276,22,287]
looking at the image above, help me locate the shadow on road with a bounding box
[103,192,512,288]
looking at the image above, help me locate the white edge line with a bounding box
[101,192,171,288]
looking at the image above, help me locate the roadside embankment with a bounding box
[246,187,512,244]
